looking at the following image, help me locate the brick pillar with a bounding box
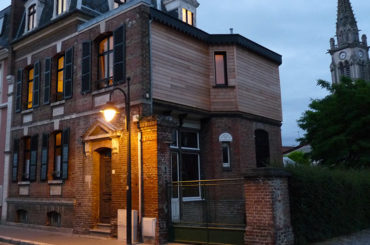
[244,168,294,245]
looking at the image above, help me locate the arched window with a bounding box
[339,62,344,77]
[219,133,232,169]
[47,211,61,226]
[254,129,270,168]
[16,209,28,223]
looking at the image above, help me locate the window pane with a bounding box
[28,81,33,109]
[99,38,107,54]
[215,54,226,85]
[222,143,230,168]
[58,56,64,70]
[181,131,198,148]
[182,8,187,22]
[55,132,62,146]
[181,153,199,197]
[187,11,193,25]
[57,72,63,93]
[171,130,178,147]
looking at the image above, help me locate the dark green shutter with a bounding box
[64,47,74,99]
[40,133,49,181]
[12,139,19,182]
[15,69,23,112]
[29,135,38,181]
[61,128,70,180]
[44,58,51,104]
[113,25,126,85]
[32,61,40,107]
[81,41,91,94]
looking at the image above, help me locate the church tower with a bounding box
[329,0,370,83]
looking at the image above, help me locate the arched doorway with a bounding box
[97,148,112,224]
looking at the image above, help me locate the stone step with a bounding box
[89,223,111,238]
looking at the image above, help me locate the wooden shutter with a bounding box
[40,133,49,181]
[32,61,40,107]
[12,139,19,182]
[81,41,91,94]
[64,47,74,99]
[113,25,126,85]
[44,58,51,104]
[29,135,38,181]
[61,128,70,180]
[15,69,23,112]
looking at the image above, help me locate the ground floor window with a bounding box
[16,209,28,223]
[47,211,61,226]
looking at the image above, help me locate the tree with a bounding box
[298,77,370,168]
[287,151,311,166]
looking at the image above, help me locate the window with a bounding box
[27,68,34,109]
[182,8,193,25]
[254,129,270,168]
[16,210,28,223]
[57,0,67,15]
[40,134,49,181]
[214,52,228,86]
[219,133,232,169]
[113,0,126,9]
[0,17,4,36]
[12,139,20,182]
[57,56,64,101]
[28,4,36,31]
[23,137,31,180]
[47,211,61,226]
[53,129,70,180]
[98,36,114,87]
[171,130,201,199]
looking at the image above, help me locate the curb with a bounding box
[0,236,53,245]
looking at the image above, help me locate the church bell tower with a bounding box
[329,0,370,83]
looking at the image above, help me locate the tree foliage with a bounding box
[298,77,370,168]
[287,151,311,166]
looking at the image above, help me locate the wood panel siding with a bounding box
[151,22,211,110]
[235,47,282,121]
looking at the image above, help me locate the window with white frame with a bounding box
[170,129,201,200]
[219,133,232,169]
[27,4,36,31]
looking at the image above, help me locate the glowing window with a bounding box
[54,132,62,179]
[182,8,193,25]
[28,4,36,31]
[99,36,114,87]
[214,52,228,85]
[113,0,126,9]
[27,68,34,109]
[57,0,67,15]
[57,56,64,100]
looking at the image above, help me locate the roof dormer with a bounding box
[163,0,199,26]
[24,0,45,33]
[53,0,72,19]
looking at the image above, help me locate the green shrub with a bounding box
[286,165,370,244]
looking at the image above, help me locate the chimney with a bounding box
[230,28,234,34]
[162,0,200,26]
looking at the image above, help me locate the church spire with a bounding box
[336,0,360,47]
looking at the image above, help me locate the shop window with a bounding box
[214,52,228,86]
[16,209,28,223]
[47,211,61,226]
[255,129,270,168]
[182,8,193,25]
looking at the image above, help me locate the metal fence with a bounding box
[168,179,245,244]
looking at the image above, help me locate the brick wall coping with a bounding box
[244,168,291,179]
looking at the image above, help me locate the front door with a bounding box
[99,148,112,223]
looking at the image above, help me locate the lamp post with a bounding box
[101,77,132,245]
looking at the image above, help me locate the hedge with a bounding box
[286,165,370,244]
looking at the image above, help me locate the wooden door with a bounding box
[99,149,112,223]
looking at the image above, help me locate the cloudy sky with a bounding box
[1,0,369,146]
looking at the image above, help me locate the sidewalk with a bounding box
[313,229,370,245]
[0,224,128,245]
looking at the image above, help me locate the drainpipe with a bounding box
[137,121,143,240]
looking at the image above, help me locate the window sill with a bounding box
[212,85,235,89]
[21,108,33,114]
[51,100,65,107]
[48,180,63,185]
[18,181,30,186]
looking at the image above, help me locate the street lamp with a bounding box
[101,77,132,244]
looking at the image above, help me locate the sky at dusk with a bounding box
[1,0,369,146]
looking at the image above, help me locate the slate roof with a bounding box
[0,6,11,49]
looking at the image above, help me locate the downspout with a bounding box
[137,121,143,241]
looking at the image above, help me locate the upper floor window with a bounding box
[0,17,4,36]
[57,56,64,101]
[27,68,34,109]
[99,36,114,87]
[53,128,70,180]
[113,0,126,9]
[57,0,67,15]
[255,129,270,168]
[182,8,193,25]
[214,52,228,86]
[28,4,36,31]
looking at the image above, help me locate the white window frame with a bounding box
[219,132,233,169]
[24,0,45,33]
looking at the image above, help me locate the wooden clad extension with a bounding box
[151,21,282,122]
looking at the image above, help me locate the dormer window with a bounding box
[0,16,4,36]
[28,4,36,31]
[182,8,193,25]
[113,0,126,9]
[57,0,67,15]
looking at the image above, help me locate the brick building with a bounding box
[0,5,11,221]
[4,0,283,243]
